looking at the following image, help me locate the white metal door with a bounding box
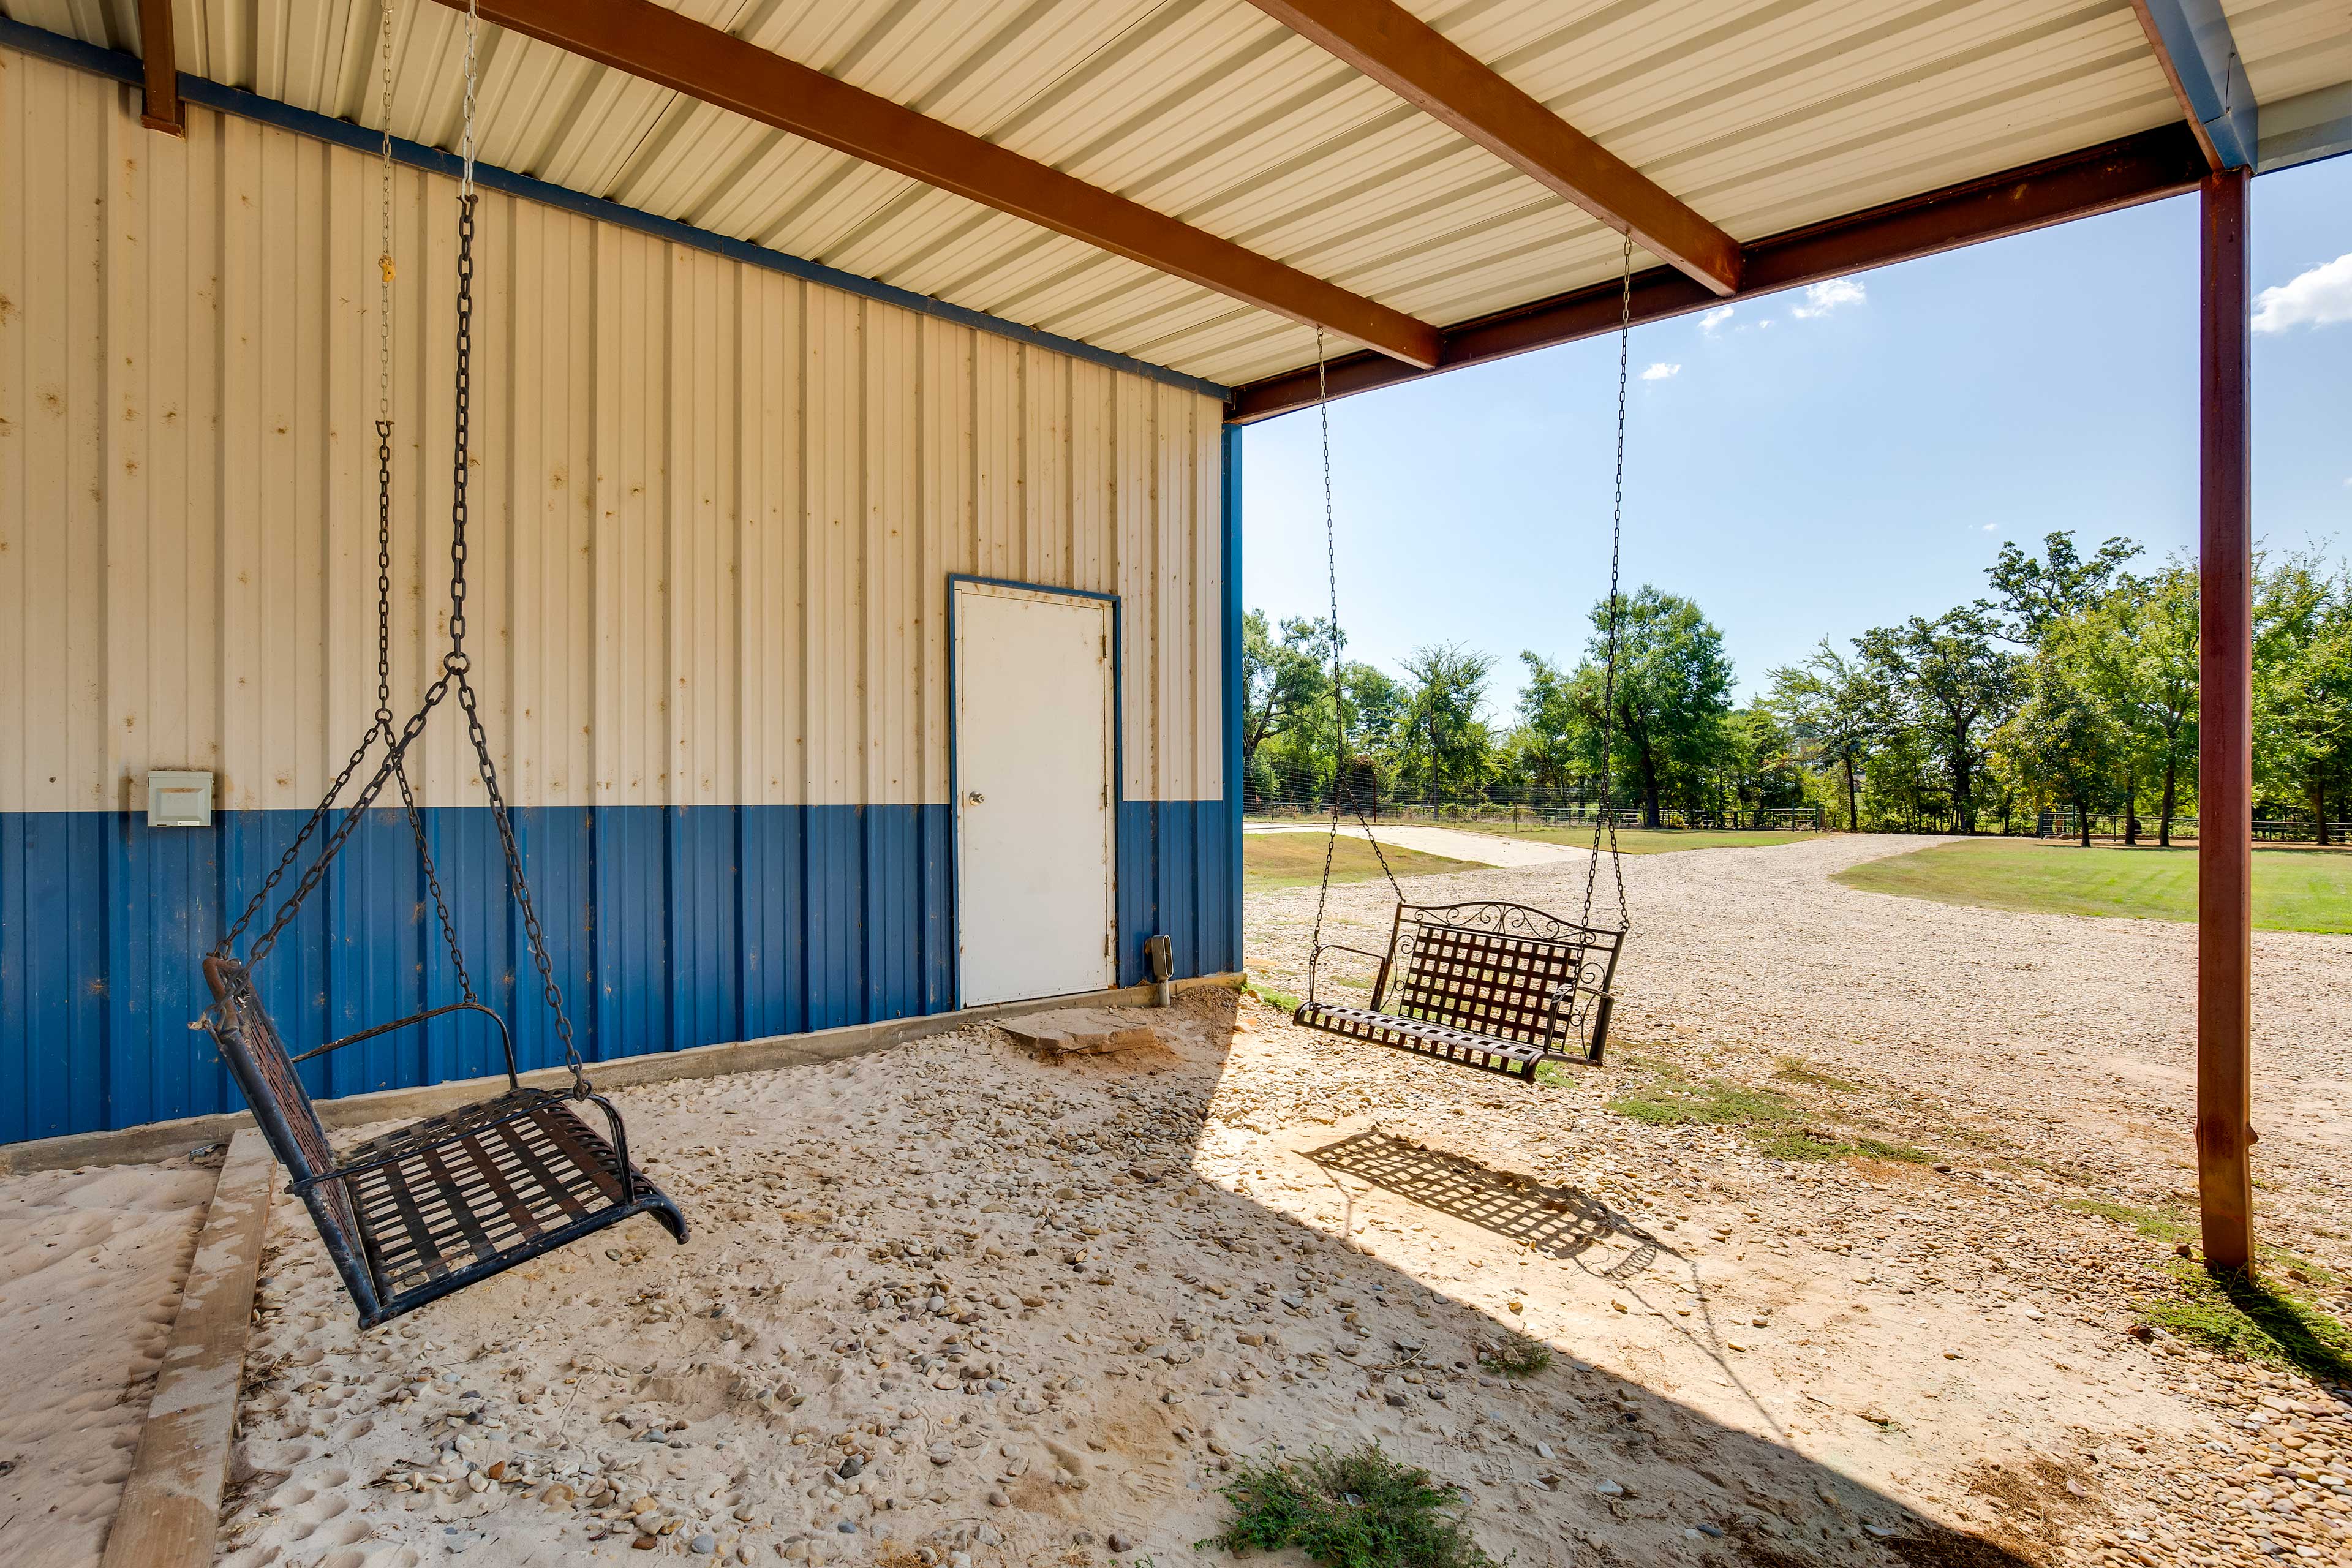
[954,582,1116,1006]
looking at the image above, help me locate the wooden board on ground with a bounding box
[98,1129,276,1568]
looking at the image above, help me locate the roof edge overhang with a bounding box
[1226,124,2213,424]
[0,16,1233,405]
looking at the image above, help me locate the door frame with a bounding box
[946,574,1123,1008]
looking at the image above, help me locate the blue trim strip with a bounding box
[1221,423,1246,978]
[0,17,1231,404]
[2136,0,2259,170]
[944,576,1124,1003]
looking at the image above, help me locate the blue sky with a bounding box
[1240,153,2352,715]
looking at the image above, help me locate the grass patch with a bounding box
[1244,979,1301,1012]
[2066,1197,2195,1243]
[1477,1330,1553,1378]
[1606,1067,1805,1128]
[1460,825,1817,856]
[1774,1058,1862,1091]
[2141,1262,2352,1382]
[1206,1444,1497,1568]
[1244,833,1480,891]
[1604,1062,1933,1165]
[1835,839,2352,933]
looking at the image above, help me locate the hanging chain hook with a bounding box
[1580,233,1634,935]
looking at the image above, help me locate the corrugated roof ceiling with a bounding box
[1,0,2329,388]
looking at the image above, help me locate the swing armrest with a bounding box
[1308,941,1390,966]
[288,1001,521,1089]
[1305,943,1395,1011]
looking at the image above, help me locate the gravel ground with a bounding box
[1249,833,2352,1251]
[26,834,2352,1567]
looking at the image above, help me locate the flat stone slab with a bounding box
[1000,1008,1161,1058]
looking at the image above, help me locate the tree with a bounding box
[1569,587,1735,829]
[1986,531,2143,644]
[2058,564,2199,845]
[1858,605,2021,832]
[1395,644,1496,804]
[2253,559,2352,843]
[1996,655,2125,846]
[1240,611,1336,779]
[1511,652,1589,803]
[1767,639,1882,831]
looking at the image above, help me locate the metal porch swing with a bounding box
[197,1,685,1330]
[1289,241,1640,1083]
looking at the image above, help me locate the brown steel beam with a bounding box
[1228,124,2208,421]
[137,0,182,135]
[2195,167,2255,1273]
[1245,0,1740,296]
[440,0,1441,368]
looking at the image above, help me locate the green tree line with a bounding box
[1243,531,2352,839]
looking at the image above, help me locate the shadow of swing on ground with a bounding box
[1270,1118,2051,1567]
[1303,1126,1660,1270]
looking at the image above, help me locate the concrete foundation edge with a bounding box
[95,1129,276,1568]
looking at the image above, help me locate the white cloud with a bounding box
[2252,252,2352,334]
[1758,318,1774,330]
[1791,277,1867,318]
[1639,361,1681,381]
[1981,523,1998,533]
[1700,306,1735,333]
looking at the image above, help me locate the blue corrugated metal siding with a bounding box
[1,801,1231,1144]
[1117,800,1238,988]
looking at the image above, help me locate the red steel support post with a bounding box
[2195,167,2254,1272]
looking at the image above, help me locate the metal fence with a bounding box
[1241,760,1820,832]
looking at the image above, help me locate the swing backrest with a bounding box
[1383,902,1622,1049]
[202,957,366,1276]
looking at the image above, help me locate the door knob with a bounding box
[966,791,985,805]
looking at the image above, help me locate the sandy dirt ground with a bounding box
[0,1152,220,1567]
[8,834,2352,1567]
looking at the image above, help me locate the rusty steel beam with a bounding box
[1227,124,2208,422]
[1245,0,1740,296]
[438,0,1442,368]
[137,0,182,135]
[2195,167,2255,1273]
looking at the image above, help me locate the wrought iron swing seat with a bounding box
[198,163,684,1329]
[1286,236,1644,1086]
[204,956,686,1330]
[1294,900,1623,1080]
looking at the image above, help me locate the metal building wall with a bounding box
[0,46,1236,1144]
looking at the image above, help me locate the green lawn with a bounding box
[1834,839,2352,933]
[1471,825,1821,855]
[1243,832,1478,890]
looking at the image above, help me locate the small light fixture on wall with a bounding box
[146,771,214,828]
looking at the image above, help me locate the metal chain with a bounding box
[1580,235,1634,935]
[442,15,584,1089]
[1306,331,1403,1000]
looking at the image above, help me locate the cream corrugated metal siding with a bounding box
[0,45,1236,1142]
[0,45,1225,815]
[2,0,2196,387]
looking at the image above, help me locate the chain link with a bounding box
[1305,330,1403,1000]
[221,7,586,1090]
[1580,235,1634,935]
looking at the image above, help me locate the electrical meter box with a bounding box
[147,770,214,827]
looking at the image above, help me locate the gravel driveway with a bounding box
[1248,834,2352,1240]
